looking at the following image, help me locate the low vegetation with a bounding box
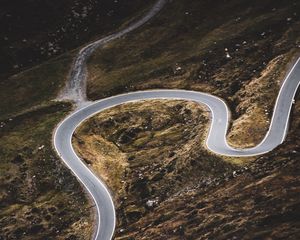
[86,0,300,147]
[73,100,237,236]
[0,0,155,76]
[0,102,94,240]
[71,0,300,238]
[0,1,156,239]
[119,94,300,240]
[0,54,73,119]
[73,92,300,239]
[1,0,300,239]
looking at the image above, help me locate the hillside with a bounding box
[86,0,300,147]
[74,90,300,239]
[0,1,154,239]
[0,0,154,76]
[1,0,300,239]
[72,0,300,238]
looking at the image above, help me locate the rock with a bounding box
[12,155,24,164]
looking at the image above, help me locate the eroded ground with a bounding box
[71,0,300,238]
[0,103,93,240]
[121,95,300,240]
[73,100,236,238]
[86,0,300,147]
[0,1,154,239]
[73,93,300,240]
[1,0,300,239]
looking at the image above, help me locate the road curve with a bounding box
[53,0,300,239]
[54,57,300,239]
[55,1,167,239]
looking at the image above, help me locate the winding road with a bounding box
[53,0,300,239]
[62,0,168,105]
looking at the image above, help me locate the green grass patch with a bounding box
[0,53,74,119]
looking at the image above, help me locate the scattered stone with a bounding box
[38,145,45,150]
[146,199,158,208]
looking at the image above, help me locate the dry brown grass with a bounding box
[228,51,298,147]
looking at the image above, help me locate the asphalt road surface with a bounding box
[53,0,300,239]
[54,57,300,239]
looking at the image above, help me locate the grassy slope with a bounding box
[121,94,300,240]
[73,100,237,236]
[0,53,73,119]
[0,0,155,76]
[72,0,300,238]
[0,1,157,239]
[0,0,156,119]
[1,0,299,238]
[73,95,300,239]
[86,0,300,147]
[0,102,94,240]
